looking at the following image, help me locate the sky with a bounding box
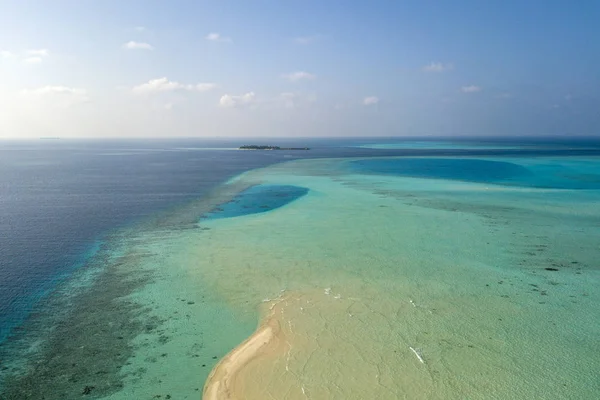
[0,0,599,138]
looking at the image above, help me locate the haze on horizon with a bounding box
[0,0,599,139]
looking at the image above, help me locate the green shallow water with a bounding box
[189,157,600,399]
[198,159,600,399]
[116,156,600,399]
[3,155,598,399]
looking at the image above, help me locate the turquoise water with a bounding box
[0,139,314,345]
[351,157,600,189]
[203,146,598,398]
[202,185,309,220]
[354,138,600,151]
[192,154,600,399]
[356,141,522,150]
[2,139,599,399]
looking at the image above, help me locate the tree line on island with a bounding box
[239,145,310,150]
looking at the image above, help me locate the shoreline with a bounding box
[3,151,600,399]
[203,303,284,400]
[0,177,261,399]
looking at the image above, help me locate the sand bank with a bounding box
[203,308,284,400]
[199,157,600,399]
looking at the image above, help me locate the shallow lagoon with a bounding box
[193,156,600,399]
[351,156,600,189]
[2,149,599,399]
[202,185,309,220]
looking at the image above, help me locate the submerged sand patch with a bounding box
[202,289,440,400]
[196,158,600,399]
[5,154,599,399]
[203,303,284,400]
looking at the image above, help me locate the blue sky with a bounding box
[1,0,599,138]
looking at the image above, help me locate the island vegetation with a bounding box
[239,145,310,150]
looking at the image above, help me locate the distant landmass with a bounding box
[239,145,310,150]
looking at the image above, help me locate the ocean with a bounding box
[0,139,312,343]
[0,138,599,399]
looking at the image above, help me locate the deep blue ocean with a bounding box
[0,139,317,343]
[1,137,599,345]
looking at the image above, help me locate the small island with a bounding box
[239,145,310,150]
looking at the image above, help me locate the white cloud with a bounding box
[422,62,453,72]
[17,49,50,64]
[206,33,232,43]
[219,92,256,108]
[27,49,50,57]
[21,86,90,106]
[0,48,50,63]
[194,83,218,91]
[294,35,319,45]
[363,96,379,105]
[123,41,154,50]
[248,92,316,110]
[132,77,217,94]
[216,92,312,110]
[133,78,182,93]
[461,85,482,93]
[164,103,173,110]
[23,57,43,64]
[282,71,316,82]
[134,26,146,32]
[23,86,86,96]
[279,92,297,108]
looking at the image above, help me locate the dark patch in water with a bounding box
[350,158,600,189]
[351,158,531,183]
[202,185,309,219]
[0,248,155,400]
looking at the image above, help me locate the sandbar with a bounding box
[203,313,283,400]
